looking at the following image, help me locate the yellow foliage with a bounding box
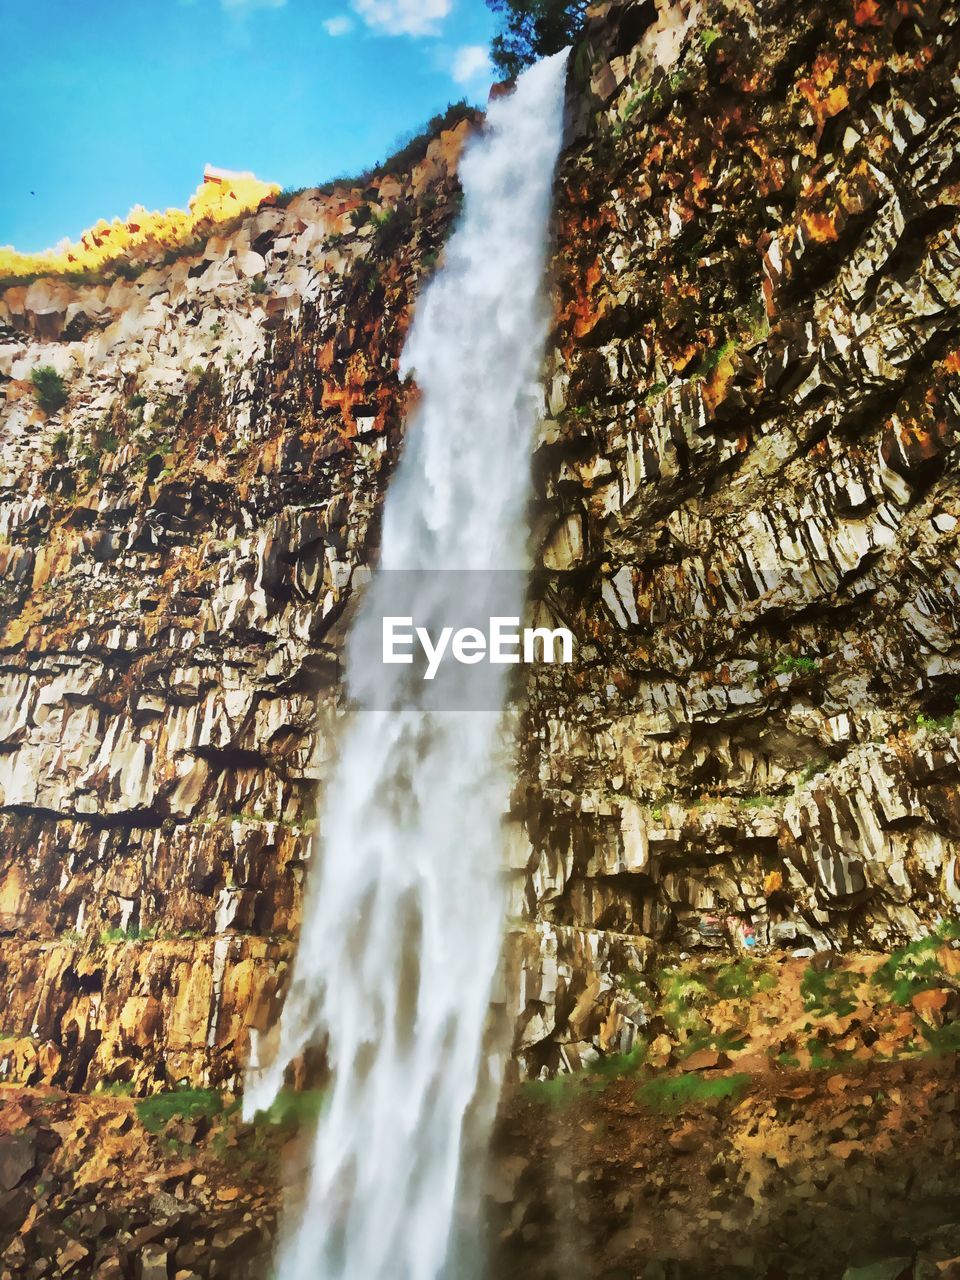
[0,168,280,284]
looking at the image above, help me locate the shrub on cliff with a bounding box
[485,0,589,77]
[30,365,69,415]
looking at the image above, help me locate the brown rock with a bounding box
[0,1135,35,1193]
[667,1122,700,1154]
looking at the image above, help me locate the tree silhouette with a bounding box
[485,0,590,78]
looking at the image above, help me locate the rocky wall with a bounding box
[505,0,960,1075]
[0,122,473,1090]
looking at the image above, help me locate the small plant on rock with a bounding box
[30,366,69,415]
[800,963,861,1018]
[773,654,820,677]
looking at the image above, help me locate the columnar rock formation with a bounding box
[0,0,958,1130]
[509,0,960,1076]
[0,123,473,1093]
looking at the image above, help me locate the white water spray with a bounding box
[244,51,568,1280]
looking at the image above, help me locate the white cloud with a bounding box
[350,0,451,37]
[323,14,354,35]
[451,44,492,85]
[221,0,286,9]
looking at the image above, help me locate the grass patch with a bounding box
[136,1088,224,1134]
[658,967,712,1038]
[100,925,158,945]
[800,964,861,1018]
[713,959,776,1002]
[872,923,960,1005]
[636,1071,751,1114]
[524,1043,648,1107]
[773,654,819,678]
[254,1088,326,1128]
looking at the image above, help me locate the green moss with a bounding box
[658,968,712,1038]
[100,925,158,945]
[523,1042,648,1108]
[713,959,776,1002]
[773,654,820,677]
[252,1088,325,1128]
[95,1081,135,1097]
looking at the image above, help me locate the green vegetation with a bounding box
[700,28,722,51]
[799,757,831,785]
[378,101,476,180]
[800,964,861,1018]
[773,654,820,678]
[136,1087,224,1134]
[96,1081,135,1097]
[636,1071,750,1114]
[872,923,960,1005]
[713,959,776,1002]
[249,274,269,295]
[30,366,69,415]
[100,924,158,945]
[485,0,589,77]
[254,1088,326,1128]
[740,795,776,809]
[691,337,738,382]
[657,967,712,1037]
[916,708,957,733]
[523,1042,648,1107]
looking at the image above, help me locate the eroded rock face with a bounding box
[0,122,474,1091]
[1,0,959,1113]
[506,0,960,1075]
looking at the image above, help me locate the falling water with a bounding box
[244,50,569,1280]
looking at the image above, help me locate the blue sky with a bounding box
[0,0,498,253]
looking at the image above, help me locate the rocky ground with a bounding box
[5,936,960,1277]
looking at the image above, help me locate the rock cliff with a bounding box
[0,118,473,1094]
[2,0,960,1275]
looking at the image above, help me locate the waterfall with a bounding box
[243,49,569,1280]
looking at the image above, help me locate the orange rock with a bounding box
[911,988,949,1024]
[763,871,784,897]
[801,209,839,243]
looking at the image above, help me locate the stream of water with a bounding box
[244,50,569,1280]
